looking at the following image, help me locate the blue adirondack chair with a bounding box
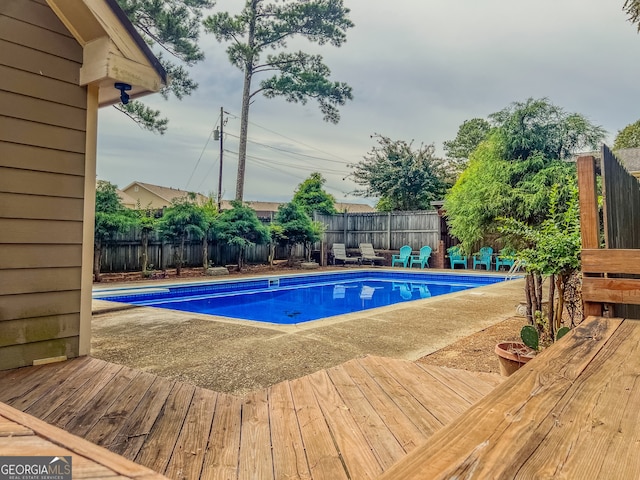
[391,245,412,267]
[448,246,467,269]
[495,248,516,271]
[409,246,432,269]
[473,246,493,270]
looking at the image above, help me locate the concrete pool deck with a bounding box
[91,270,525,396]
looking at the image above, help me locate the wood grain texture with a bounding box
[582,249,640,275]
[0,356,502,479]
[577,156,600,250]
[378,316,624,480]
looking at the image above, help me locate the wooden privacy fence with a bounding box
[100,229,292,272]
[315,211,441,251]
[100,211,442,272]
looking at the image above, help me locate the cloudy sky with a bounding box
[97,0,640,205]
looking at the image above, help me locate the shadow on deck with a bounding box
[0,355,502,479]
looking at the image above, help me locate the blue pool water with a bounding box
[94,271,510,325]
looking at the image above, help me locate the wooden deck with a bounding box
[379,315,640,479]
[0,355,502,479]
[0,402,167,479]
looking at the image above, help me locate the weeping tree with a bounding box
[499,183,582,342]
[94,181,136,282]
[274,202,322,264]
[158,194,208,275]
[204,0,354,200]
[133,204,158,277]
[200,197,219,270]
[445,98,605,252]
[216,201,270,269]
[292,172,337,216]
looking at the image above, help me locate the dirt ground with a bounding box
[93,265,526,395]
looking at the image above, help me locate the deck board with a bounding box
[164,387,217,480]
[308,369,383,480]
[358,355,444,437]
[238,389,274,480]
[378,316,629,480]
[0,354,502,480]
[268,381,312,480]
[343,358,425,453]
[200,393,242,480]
[289,375,348,480]
[133,382,195,472]
[83,371,156,448]
[327,362,406,469]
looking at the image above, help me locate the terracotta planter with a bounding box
[495,341,536,377]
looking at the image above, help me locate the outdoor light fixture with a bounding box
[114,82,132,104]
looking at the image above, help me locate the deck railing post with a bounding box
[577,155,603,317]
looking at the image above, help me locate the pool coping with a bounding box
[92,267,519,327]
[92,268,523,334]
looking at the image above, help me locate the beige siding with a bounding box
[0,1,86,369]
[122,187,170,209]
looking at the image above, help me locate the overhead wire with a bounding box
[223,109,353,164]
[224,132,350,166]
[184,117,220,191]
[185,110,358,198]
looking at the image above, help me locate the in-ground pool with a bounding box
[94,270,512,325]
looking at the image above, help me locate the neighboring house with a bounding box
[117,182,376,216]
[116,188,137,209]
[121,181,210,209]
[613,148,640,178]
[220,200,376,219]
[0,0,165,369]
[576,148,640,179]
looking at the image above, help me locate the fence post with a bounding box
[387,212,391,250]
[343,211,348,246]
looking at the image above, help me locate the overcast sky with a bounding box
[97,0,640,205]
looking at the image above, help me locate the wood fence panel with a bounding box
[100,212,441,272]
[316,211,440,251]
[602,145,640,318]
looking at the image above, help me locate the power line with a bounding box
[185,119,219,191]
[223,109,353,164]
[224,132,350,166]
[225,149,353,197]
[224,149,348,175]
[195,153,220,192]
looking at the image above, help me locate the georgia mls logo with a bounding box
[0,456,72,480]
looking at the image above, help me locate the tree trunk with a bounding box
[236,0,258,201]
[555,274,566,331]
[177,236,185,276]
[287,244,295,266]
[535,273,543,313]
[141,230,149,276]
[237,248,244,271]
[202,234,209,270]
[269,241,275,267]
[548,274,556,340]
[93,239,103,282]
[525,274,533,325]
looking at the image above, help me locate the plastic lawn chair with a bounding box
[409,246,432,269]
[391,245,412,267]
[447,246,468,269]
[473,246,493,270]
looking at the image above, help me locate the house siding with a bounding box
[0,0,86,369]
[121,187,169,209]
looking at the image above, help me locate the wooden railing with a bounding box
[577,154,640,318]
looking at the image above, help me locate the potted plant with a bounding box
[495,322,571,376]
[494,183,583,376]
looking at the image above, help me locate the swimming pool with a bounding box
[94,270,511,325]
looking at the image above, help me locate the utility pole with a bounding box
[215,107,224,211]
